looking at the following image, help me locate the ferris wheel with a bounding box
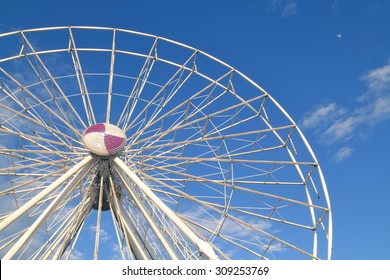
[0,26,332,260]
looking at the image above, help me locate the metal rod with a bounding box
[68,27,96,125]
[106,29,116,124]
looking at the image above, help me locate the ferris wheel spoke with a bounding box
[128,92,266,153]
[104,178,130,257]
[137,170,228,217]
[136,162,326,219]
[227,212,317,259]
[0,148,84,156]
[68,27,96,126]
[136,161,227,188]
[107,204,126,260]
[19,32,87,133]
[0,86,83,152]
[0,148,83,169]
[115,172,191,259]
[0,150,57,168]
[133,154,315,167]
[0,81,48,128]
[128,124,295,160]
[149,186,227,205]
[137,64,267,143]
[0,229,27,252]
[225,205,318,230]
[118,38,158,129]
[125,68,227,141]
[0,156,85,174]
[123,49,198,137]
[108,185,139,259]
[0,67,82,140]
[177,179,317,259]
[0,126,85,154]
[126,69,234,143]
[0,114,78,156]
[9,186,83,224]
[133,65,194,139]
[180,71,261,125]
[31,130,85,153]
[0,167,69,196]
[133,155,316,187]
[105,29,116,124]
[106,176,133,259]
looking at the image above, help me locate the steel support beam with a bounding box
[112,156,218,260]
[113,166,178,259]
[0,155,95,233]
[3,156,95,259]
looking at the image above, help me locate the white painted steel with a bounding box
[93,176,105,260]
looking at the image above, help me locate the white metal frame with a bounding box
[0,26,332,260]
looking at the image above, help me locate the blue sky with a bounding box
[1,0,389,260]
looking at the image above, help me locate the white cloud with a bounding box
[269,0,283,10]
[64,248,85,260]
[301,103,345,130]
[358,62,390,124]
[87,225,111,243]
[361,61,390,92]
[110,243,124,260]
[322,116,358,143]
[302,61,390,159]
[333,146,354,162]
[332,0,340,14]
[281,2,297,18]
[370,95,390,122]
[268,0,298,18]
[220,216,273,239]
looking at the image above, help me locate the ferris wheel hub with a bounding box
[82,123,127,156]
